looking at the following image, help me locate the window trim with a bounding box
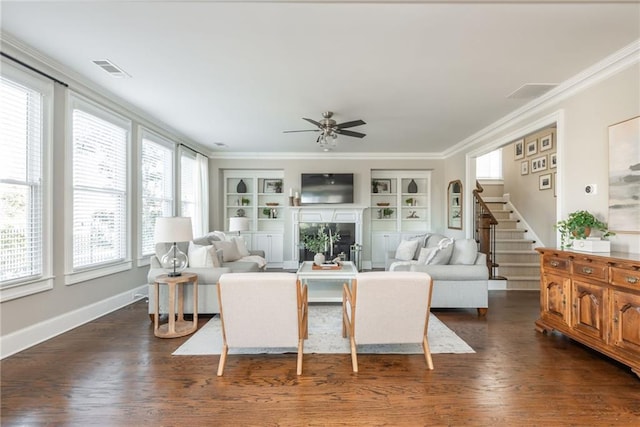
[0,60,54,302]
[137,127,176,266]
[64,92,132,285]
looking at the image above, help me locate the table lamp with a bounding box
[154,217,193,277]
[229,216,250,236]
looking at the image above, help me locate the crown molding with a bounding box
[208,151,445,160]
[442,38,640,158]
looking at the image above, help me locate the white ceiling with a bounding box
[2,1,639,155]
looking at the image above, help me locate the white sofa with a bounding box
[147,232,266,316]
[386,234,489,316]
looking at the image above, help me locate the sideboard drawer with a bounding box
[572,260,608,282]
[544,256,570,273]
[610,266,640,291]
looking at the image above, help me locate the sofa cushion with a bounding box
[425,234,447,248]
[450,239,478,265]
[417,247,437,264]
[395,239,420,261]
[213,240,242,262]
[409,263,489,280]
[428,237,455,265]
[188,242,221,268]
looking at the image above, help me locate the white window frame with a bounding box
[137,127,175,266]
[476,148,503,181]
[65,93,132,285]
[179,146,196,220]
[0,61,53,302]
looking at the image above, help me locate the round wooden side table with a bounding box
[153,272,198,338]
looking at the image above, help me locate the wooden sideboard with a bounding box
[535,248,640,378]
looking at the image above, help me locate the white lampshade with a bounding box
[154,217,194,243]
[229,216,250,233]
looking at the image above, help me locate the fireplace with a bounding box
[287,206,365,269]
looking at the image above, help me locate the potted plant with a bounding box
[555,210,614,248]
[382,208,394,218]
[301,225,340,265]
[262,208,272,218]
[405,197,414,206]
[241,197,250,206]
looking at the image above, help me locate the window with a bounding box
[139,130,174,261]
[67,95,131,283]
[476,149,503,180]
[0,63,53,301]
[179,147,209,237]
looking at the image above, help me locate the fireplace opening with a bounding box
[298,222,356,262]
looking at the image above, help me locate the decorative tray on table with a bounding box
[311,263,342,270]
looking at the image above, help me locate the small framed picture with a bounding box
[540,134,553,151]
[373,179,392,194]
[550,152,557,169]
[539,173,552,190]
[514,138,525,160]
[554,172,557,197]
[531,155,547,173]
[526,139,538,156]
[521,160,529,175]
[263,179,282,193]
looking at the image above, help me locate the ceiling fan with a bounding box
[283,111,366,150]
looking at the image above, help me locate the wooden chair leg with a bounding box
[350,336,358,372]
[297,339,304,375]
[477,307,488,316]
[422,336,434,370]
[217,344,228,376]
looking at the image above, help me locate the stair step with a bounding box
[496,220,520,229]
[498,265,540,276]
[506,277,540,290]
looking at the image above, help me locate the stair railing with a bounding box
[473,180,499,279]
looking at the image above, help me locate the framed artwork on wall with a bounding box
[531,155,547,173]
[550,153,557,169]
[521,160,528,175]
[514,138,524,160]
[526,139,538,156]
[539,173,552,190]
[373,179,392,194]
[263,179,283,193]
[540,134,553,151]
[608,116,640,234]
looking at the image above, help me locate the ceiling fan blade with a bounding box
[302,117,323,128]
[336,119,366,129]
[335,129,366,138]
[283,129,320,133]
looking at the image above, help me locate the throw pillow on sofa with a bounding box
[395,238,421,261]
[188,242,221,268]
[426,237,455,265]
[449,238,478,265]
[213,240,242,262]
[417,247,438,264]
[231,236,251,257]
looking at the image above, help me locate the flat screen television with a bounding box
[301,173,354,204]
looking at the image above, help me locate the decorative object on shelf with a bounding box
[554,210,615,249]
[376,202,390,207]
[374,179,392,194]
[235,209,245,217]
[382,208,394,218]
[405,197,415,206]
[236,179,247,193]
[154,216,193,277]
[372,180,379,193]
[265,202,279,206]
[447,180,462,230]
[262,208,278,219]
[241,197,250,206]
[289,196,294,206]
[229,216,250,236]
[408,179,418,193]
[263,179,283,193]
[313,253,326,266]
[407,211,419,219]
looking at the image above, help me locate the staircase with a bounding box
[484,198,540,290]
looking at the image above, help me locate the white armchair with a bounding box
[216,273,308,376]
[342,271,434,372]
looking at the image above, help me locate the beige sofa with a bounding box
[147,233,265,316]
[386,233,489,315]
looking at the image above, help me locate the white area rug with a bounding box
[173,305,474,355]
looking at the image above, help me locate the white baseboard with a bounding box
[1,284,149,360]
[488,279,507,290]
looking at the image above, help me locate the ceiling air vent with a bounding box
[507,83,557,99]
[92,59,130,78]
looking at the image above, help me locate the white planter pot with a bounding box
[313,253,326,265]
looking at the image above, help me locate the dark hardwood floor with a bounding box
[2,291,639,426]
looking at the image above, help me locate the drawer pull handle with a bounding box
[626,276,639,284]
[582,267,593,274]
[550,261,559,267]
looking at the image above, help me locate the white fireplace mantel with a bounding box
[285,206,366,269]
